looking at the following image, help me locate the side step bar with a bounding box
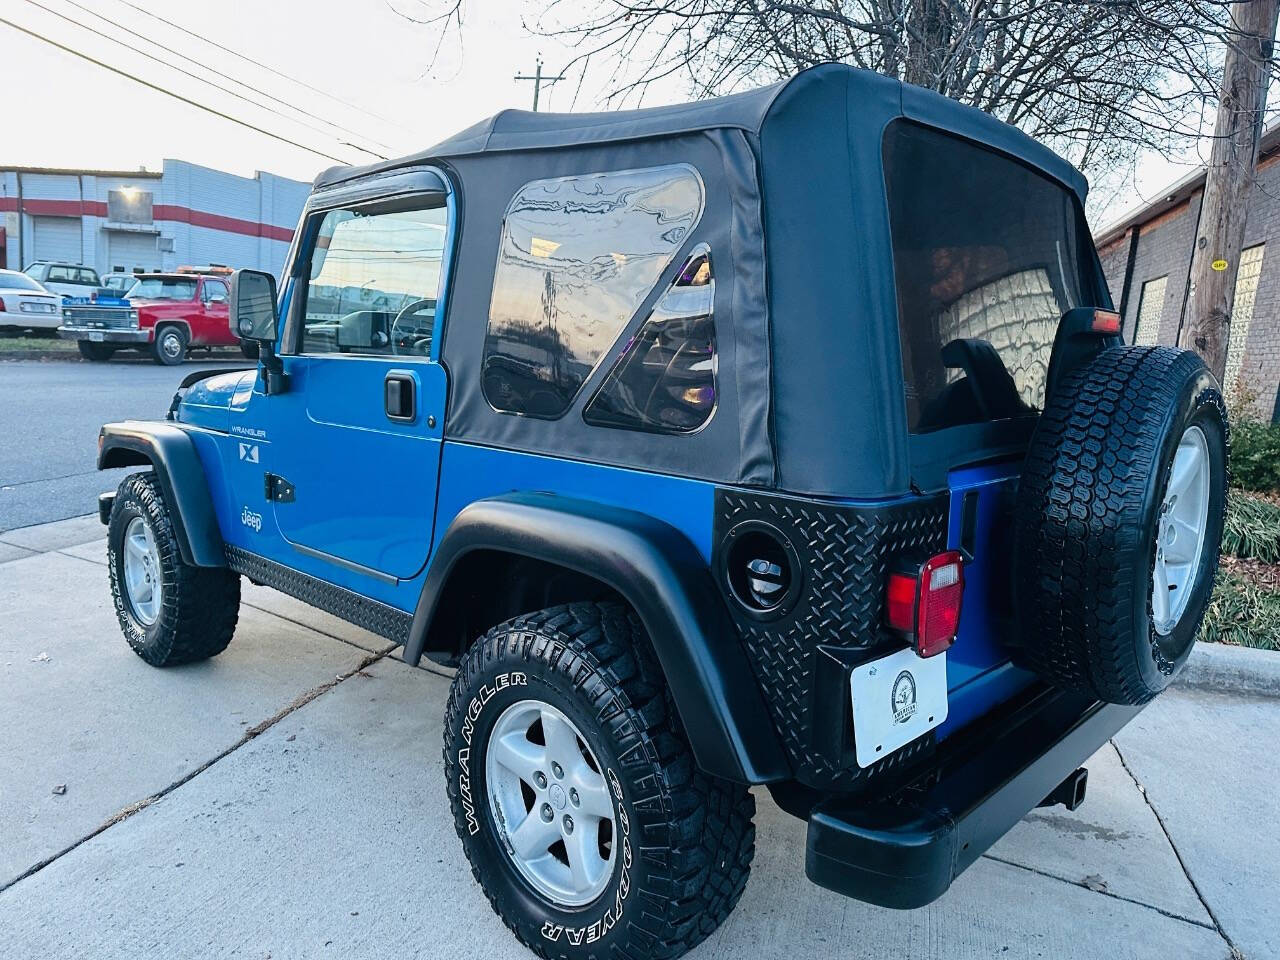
[805,688,1140,909]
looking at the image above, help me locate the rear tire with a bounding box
[152,325,188,365]
[444,602,754,960]
[108,472,240,666]
[77,341,116,362]
[1014,346,1227,704]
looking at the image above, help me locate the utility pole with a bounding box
[514,56,564,112]
[1181,0,1280,384]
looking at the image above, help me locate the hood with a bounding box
[177,369,255,432]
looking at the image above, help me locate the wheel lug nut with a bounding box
[534,771,547,789]
[551,762,564,779]
[562,815,574,834]
[540,803,554,822]
[569,788,579,806]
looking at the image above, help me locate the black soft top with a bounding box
[308,65,1093,498]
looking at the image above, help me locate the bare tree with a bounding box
[521,1,1256,176]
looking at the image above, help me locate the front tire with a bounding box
[77,341,116,362]
[108,472,240,666]
[152,325,188,365]
[444,602,755,960]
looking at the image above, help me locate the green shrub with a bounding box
[1229,419,1280,494]
[1222,490,1280,563]
[1198,569,1280,650]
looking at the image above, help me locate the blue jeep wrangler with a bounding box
[96,65,1227,959]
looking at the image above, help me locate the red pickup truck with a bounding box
[58,269,251,365]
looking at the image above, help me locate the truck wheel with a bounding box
[1014,346,1227,705]
[77,341,115,362]
[444,602,754,960]
[152,325,188,365]
[107,472,240,666]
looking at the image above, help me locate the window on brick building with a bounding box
[1133,276,1167,346]
[1223,244,1265,401]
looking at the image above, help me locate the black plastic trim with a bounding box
[225,545,412,644]
[804,686,1142,908]
[97,421,225,567]
[405,492,790,784]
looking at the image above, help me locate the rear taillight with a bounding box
[885,550,965,658]
[1090,309,1122,334]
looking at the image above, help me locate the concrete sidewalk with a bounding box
[2,516,1274,959]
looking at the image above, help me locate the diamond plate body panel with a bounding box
[714,489,949,789]
[225,546,412,645]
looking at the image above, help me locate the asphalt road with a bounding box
[0,357,247,533]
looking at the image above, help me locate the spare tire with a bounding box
[1014,346,1227,705]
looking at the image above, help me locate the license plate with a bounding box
[87,332,104,342]
[850,647,948,768]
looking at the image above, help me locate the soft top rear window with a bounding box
[883,121,1099,434]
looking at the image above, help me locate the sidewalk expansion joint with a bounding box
[981,853,1215,930]
[0,648,389,897]
[1111,738,1241,957]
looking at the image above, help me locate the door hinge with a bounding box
[264,472,296,503]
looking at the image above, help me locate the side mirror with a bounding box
[228,269,278,343]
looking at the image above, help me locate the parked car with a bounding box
[0,268,61,333]
[91,65,1228,960]
[58,268,241,364]
[99,272,140,297]
[23,261,100,302]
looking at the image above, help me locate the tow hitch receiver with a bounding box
[1039,767,1088,811]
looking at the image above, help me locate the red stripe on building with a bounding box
[0,197,293,242]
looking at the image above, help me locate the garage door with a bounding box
[31,216,83,265]
[107,232,160,274]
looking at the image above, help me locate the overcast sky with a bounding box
[0,0,1210,229]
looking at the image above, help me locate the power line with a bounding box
[62,0,399,156]
[114,0,413,134]
[0,13,354,164]
[19,0,387,160]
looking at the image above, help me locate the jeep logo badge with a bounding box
[891,670,917,725]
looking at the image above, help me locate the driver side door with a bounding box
[267,188,450,582]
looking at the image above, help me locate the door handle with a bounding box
[384,371,416,422]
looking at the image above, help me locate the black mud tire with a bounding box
[152,324,188,365]
[107,471,240,666]
[443,602,755,960]
[1014,346,1228,705]
[239,339,260,360]
[77,340,116,362]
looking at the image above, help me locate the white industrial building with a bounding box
[0,159,310,278]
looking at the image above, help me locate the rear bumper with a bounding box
[805,687,1141,908]
[58,325,150,344]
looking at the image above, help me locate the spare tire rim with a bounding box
[485,699,616,907]
[1153,424,1211,636]
[122,516,162,625]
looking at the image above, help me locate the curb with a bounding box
[1178,642,1280,699]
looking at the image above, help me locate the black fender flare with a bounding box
[406,492,790,785]
[98,421,225,568]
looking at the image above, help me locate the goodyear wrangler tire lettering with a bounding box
[442,602,755,960]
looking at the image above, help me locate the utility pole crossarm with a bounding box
[514,56,565,112]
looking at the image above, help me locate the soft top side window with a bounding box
[584,244,716,434]
[482,164,705,419]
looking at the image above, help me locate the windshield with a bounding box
[0,271,44,292]
[128,278,197,300]
[104,276,134,290]
[883,121,1102,434]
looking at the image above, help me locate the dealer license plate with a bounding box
[87,332,104,342]
[850,646,948,768]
